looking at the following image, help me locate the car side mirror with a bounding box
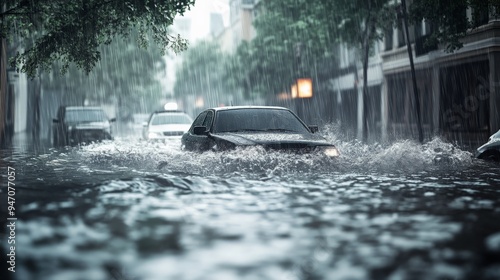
[309,125,319,133]
[53,119,59,123]
[109,118,116,122]
[193,126,209,135]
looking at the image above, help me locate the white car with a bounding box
[143,111,193,141]
[476,129,500,161]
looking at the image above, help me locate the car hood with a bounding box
[211,132,333,146]
[490,129,500,140]
[149,124,191,132]
[477,129,500,153]
[69,121,110,130]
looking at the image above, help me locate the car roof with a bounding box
[210,106,290,112]
[152,110,189,115]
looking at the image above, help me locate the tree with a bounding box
[409,0,500,52]
[331,0,397,141]
[0,0,195,77]
[235,0,340,98]
[0,0,194,145]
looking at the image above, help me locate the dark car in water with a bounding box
[181,106,339,157]
[475,129,500,161]
[52,106,116,147]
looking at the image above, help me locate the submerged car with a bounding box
[52,106,115,147]
[475,129,500,161]
[143,110,193,141]
[181,106,339,157]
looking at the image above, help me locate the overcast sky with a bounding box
[178,0,229,42]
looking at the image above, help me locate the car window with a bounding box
[65,109,108,122]
[150,114,192,125]
[202,111,214,128]
[190,111,208,132]
[214,108,309,133]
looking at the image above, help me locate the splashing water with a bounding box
[75,128,474,178]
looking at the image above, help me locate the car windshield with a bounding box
[151,114,192,125]
[214,108,310,133]
[65,109,108,123]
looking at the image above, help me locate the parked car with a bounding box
[475,129,500,161]
[142,110,193,141]
[52,106,115,147]
[181,106,340,157]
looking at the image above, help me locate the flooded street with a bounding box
[1,129,500,280]
[4,1,500,280]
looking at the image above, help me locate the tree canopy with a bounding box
[237,0,340,97]
[333,0,396,53]
[0,0,195,77]
[230,0,394,98]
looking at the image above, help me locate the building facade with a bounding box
[216,0,259,53]
[381,7,500,147]
[330,4,500,147]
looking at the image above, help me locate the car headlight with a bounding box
[322,146,340,157]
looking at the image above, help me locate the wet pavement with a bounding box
[1,128,500,280]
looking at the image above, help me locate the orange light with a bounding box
[277,92,290,100]
[291,84,298,99]
[297,78,313,98]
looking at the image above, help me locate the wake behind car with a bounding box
[52,106,115,147]
[143,110,193,141]
[181,106,339,157]
[475,129,500,161]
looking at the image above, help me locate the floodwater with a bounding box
[1,127,500,280]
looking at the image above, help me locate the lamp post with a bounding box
[401,0,424,143]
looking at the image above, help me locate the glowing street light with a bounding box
[164,102,178,111]
[291,78,313,98]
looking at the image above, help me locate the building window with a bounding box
[397,23,405,48]
[385,28,393,51]
[414,21,423,40]
[423,20,431,35]
[338,44,353,69]
[472,3,489,27]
